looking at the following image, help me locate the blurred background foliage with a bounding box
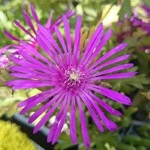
[0,0,150,150]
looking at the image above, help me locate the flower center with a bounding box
[64,67,85,90]
[69,72,79,81]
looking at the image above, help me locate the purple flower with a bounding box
[141,3,150,17]
[0,46,17,69]
[116,3,150,44]
[116,17,150,43]
[130,16,143,27]
[7,15,136,148]
[4,4,75,48]
[130,4,150,35]
[131,16,150,35]
[0,54,9,69]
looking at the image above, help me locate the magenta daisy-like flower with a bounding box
[7,15,136,148]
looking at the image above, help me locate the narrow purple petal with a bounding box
[36,35,58,64]
[52,97,70,144]
[87,95,119,132]
[94,43,128,65]
[4,30,20,41]
[50,9,76,32]
[76,96,90,148]
[52,112,68,144]
[0,45,12,55]
[30,4,40,23]
[88,84,132,105]
[80,23,103,65]
[45,11,53,28]
[7,79,47,86]
[84,29,113,67]
[37,25,63,55]
[88,92,122,116]
[70,96,77,144]
[89,54,130,72]
[7,79,52,90]
[37,25,63,61]
[10,66,51,78]
[18,92,45,108]
[23,10,36,34]
[73,15,82,61]
[14,20,35,38]
[10,55,52,74]
[29,92,63,123]
[22,90,59,112]
[18,88,59,109]
[17,49,52,70]
[12,82,52,90]
[21,41,53,66]
[54,26,67,53]
[33,94,64,133]
[54,9,75,26]
[10,72,50,80]
[10,65,51,77]
[48,36,63,55]
[79,92,104,132]
[47,94,68,142]
[92,63,134,76]
[65,9,76,18]
[63,15,72,54]
[91,72,137,80]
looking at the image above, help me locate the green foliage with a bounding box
[0,120,36,150]
[118,0,133,20]
[142,0,150,7]
[0,87,40,117]
[109,74,149,94]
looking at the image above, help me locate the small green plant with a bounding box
[0,120,37,150]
